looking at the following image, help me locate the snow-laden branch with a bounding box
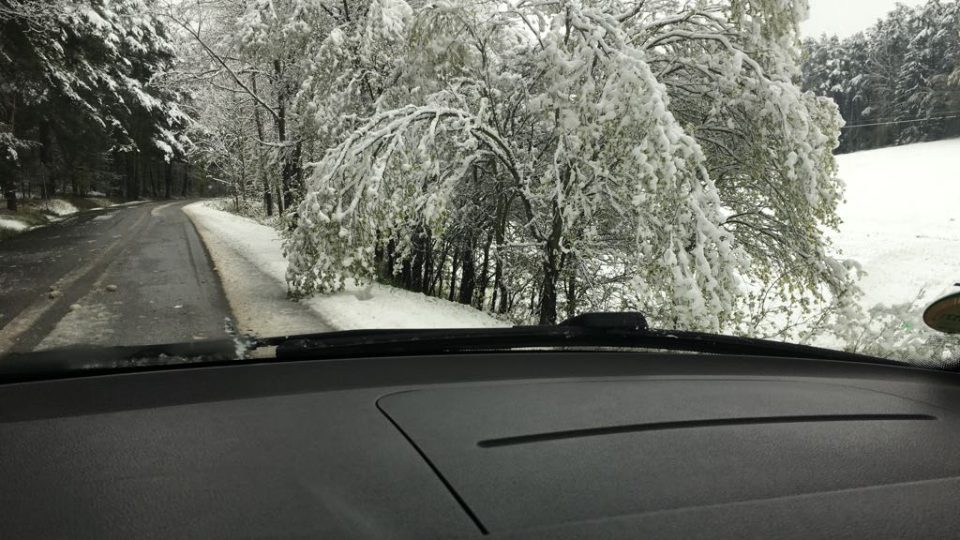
[165,14,281,122]
[642,30,766,79]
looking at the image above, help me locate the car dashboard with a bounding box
[2,351,960,538]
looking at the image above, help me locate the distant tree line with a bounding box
[0,0,196,210]
[802,0,960,154]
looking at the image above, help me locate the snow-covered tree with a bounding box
[622,0,852,336]
[0,0,189,205]
[285,0,848,331]
[166,0,362,216]
[899,1,960,143]
[843,302,960,367]
[802,0,960,153]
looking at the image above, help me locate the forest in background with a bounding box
[0,1,219,208]
[801,0,960,153]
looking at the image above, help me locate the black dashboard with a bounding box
[2,351,960,538]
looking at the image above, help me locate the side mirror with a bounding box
[924,290,960,334]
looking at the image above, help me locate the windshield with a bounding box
[0,0,957,369]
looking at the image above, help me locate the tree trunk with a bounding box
[431,244,448,297]
[279,141,292,209]
[490,269,498,314]
[3,182,16,211]
[400,255,413,290]
[458,240,476,306]
[125,153,137,200]
[264,185,273,216]
[181,163,190,197]
[136,155,145,199]
[538,203,564,325]
[565,259,578,320]
[422,232,434,295]
[530,282,538,321]
[3,95,18,210]
[493,191,511,314]
[384,238,397,282]
[409,226,428,292]
[448,251,459,303]
[476,232,492,309]
[540,254,560,324]
[40,123,56,199]
[250,74,273,216]
[69,157,79,196]
[273,59,300,212]
[148,162,157,198]
[164,162,172,199]
[281,141,302,211]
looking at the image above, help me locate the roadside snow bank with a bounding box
[41,199,80,216]
[184,201,328,337]
[0,217,29,231]
[183,202,287,282]
[1,197,123,241]
[833,138,960,309]
[184,201,506,332]
[303,284,509,330]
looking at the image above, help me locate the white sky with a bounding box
[802,0,928,38]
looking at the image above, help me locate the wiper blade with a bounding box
[0,313,900,384]
[269,312,899,366]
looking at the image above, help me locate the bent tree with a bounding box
[286,0,850,332]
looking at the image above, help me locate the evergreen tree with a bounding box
[0,0,188,207]
[802,0,960,153]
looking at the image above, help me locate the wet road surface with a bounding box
[0,201,232,354]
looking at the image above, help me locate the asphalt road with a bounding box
[0,201,232,354]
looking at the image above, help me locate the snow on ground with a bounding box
[832,138,960,311]
[184,202,330,337]
[40,199,79,216]
[304,283,508,330]
[110,200,150,207]
[0,217,29,232]
[184,202,507,336]
[1,197,117,240]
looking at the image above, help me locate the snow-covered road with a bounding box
[0,201,232,353]
[0,196,506,356]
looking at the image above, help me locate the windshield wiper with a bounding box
[262,312,899,366]
[0,312,901,383]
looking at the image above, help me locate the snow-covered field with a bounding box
[184,202,507,336]
[832,138,960,312]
